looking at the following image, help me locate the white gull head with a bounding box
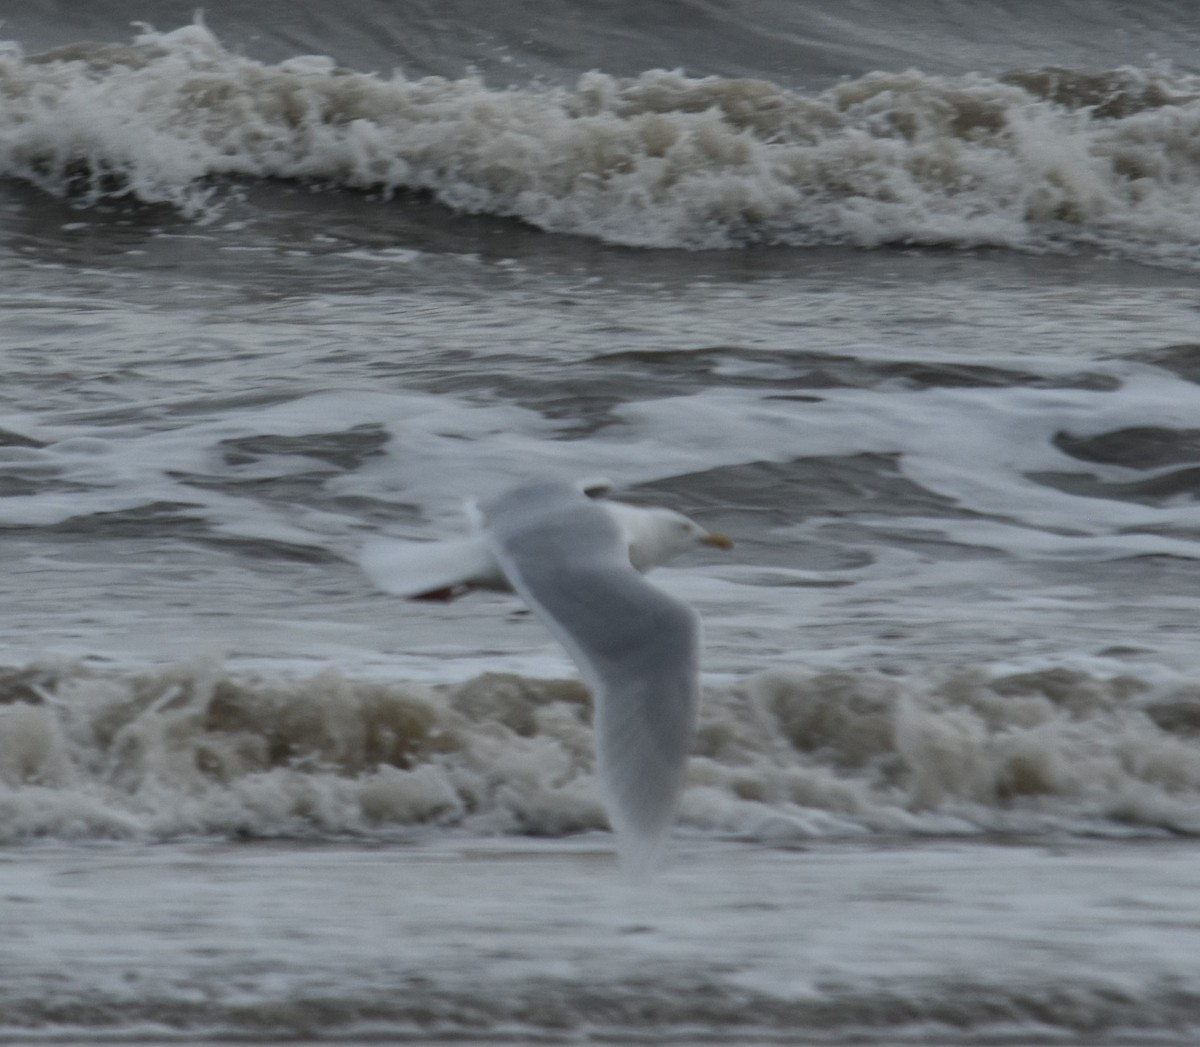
[603,501,733,573]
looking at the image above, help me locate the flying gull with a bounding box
[360,480,732,868]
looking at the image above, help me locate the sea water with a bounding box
[2,2,1200,1043]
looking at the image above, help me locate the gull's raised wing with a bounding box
[479,482,700,866]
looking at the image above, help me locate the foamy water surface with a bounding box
[5,837,1200,1045]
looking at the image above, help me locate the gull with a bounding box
[360,480,732,868]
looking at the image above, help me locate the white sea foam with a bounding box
[3,655,1200,843]
[9,358,1200,568]
[3,22,1200,263]
[6,362,1200,682]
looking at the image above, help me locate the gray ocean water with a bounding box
[4,2,1200,1043]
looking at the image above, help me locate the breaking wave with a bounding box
[3,21,1200,264]
[5,655,1200,842]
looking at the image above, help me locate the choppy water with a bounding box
[3,1,1200,1043]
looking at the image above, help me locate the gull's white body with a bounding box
[360,492,719,599]
[360,481,730,869]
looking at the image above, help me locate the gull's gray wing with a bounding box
[479,482,700,861]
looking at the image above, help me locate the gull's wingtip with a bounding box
[613,827,671,881]
[579,475,615,499]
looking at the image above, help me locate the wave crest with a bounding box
[3,655,1200,842]
[2,21,1200,262]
